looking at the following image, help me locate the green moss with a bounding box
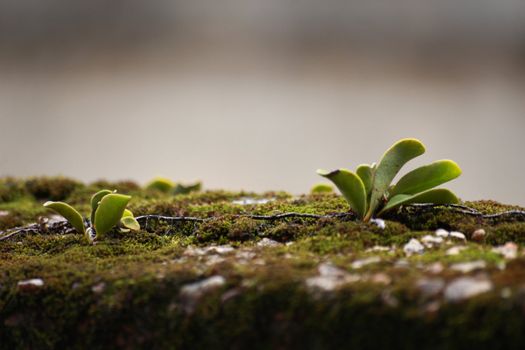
[2,177,525,348]
[0,177,26,203]
[484,222,525,245]
[25,176,83,201]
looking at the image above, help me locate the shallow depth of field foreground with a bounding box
[1,177,525,349]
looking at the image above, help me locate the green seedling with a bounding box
[146,177,202,196]
[146,177,175,193]
[310,183,334,194]
[318,138,462,221]
[44,189,140,242]
[173,181,202,195]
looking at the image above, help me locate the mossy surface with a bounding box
[1,177,525,349]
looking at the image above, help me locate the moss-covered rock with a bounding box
[1,177,525,349]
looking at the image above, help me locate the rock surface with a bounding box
[1,181,525,349]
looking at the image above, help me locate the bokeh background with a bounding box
[1,0,524,204]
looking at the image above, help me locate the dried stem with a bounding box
[1,204,525,242]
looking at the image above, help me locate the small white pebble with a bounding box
[416,278,445,297]
[256,238,281,247]
[370,218,386,230]
[450,231,466,240]
[445,277,492,302]
[17,278,44,288]
[235,250,256,260]
[403,239,425,256]
[492,242,518,260]
[180,276,226,313]
[318,263,348,277]
[421,235,444,247]
[306,264,360,291]
[471,229,486,242]
[232,198,273,205]
[212,245,235,254]
[180,276,225,295]
[435,229,449,238]
[446,246,467,256]
[351,256,381,269]
[370,273,391,285]
[205,255,225,266]
[450,260,486,273]
[426,262,444,274]
[394,259,410,268]
[366,245,390,253]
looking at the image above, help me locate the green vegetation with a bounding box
[318,138,462,221]
[310,183,334,194]
[146,176,202,196]
[43,190,140,241]
[1,176,525,349]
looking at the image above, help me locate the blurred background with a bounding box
[0,0,524,204]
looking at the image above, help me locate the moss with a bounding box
[0,198,48,230]
[2,178,525,348]
[0,177,26,203]
[25,176,83,201]
[484,222,525,245]
[90,180,141,194]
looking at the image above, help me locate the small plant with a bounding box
[310,183,334,194]
[146,177,175,193]
[318,138,462,222]
[173,182,202,195]
[146,177,202,196]
[43,189,140,242]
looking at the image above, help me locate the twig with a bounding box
[399,204,525,220]
[0,220,76,241]
[1,205,525,241]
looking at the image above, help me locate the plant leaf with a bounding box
[122,209,134,218]
[390,160,462,196]
[356,164,373,196]
[90,189,113,224]
[120,216,140,231]
[43,201,85,234]
[173,182,202,195]
[146,177,174,193]
[94,194,131,237]
[317,169,367,218]
[310,183,334,194]
[379,188,459,215]
[366,138,426,220]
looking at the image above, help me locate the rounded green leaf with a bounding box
[390,160,462,196]
[94,194,131,237]
[310,183,334,194]
[379,188,460,215]
[120,216,140,231]
[122,209,134,218]
[356,164,373,196]
[366,138,426,220]
[146,177,174,193]
[43,201,85,234]
[90,189,113,224]
[317,169,367,218]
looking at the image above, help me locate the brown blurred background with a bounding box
[0,0,524,203]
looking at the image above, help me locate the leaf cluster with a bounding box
[43,190,140,242]
[318,138,462,221]
[145,177,202,195]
